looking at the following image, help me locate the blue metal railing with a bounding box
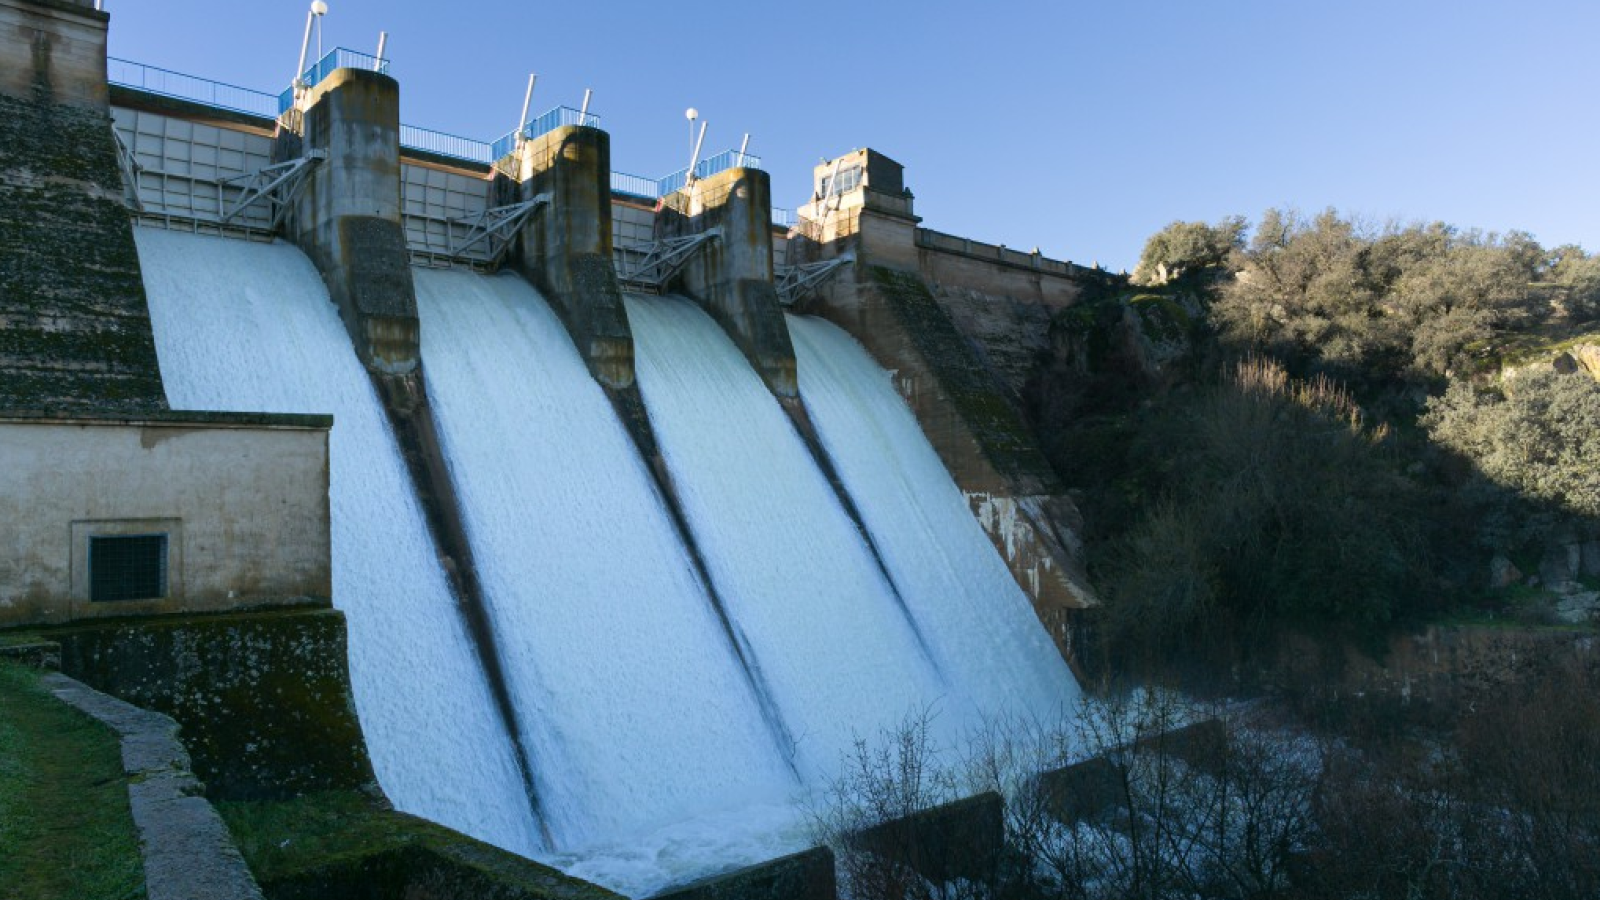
[771,207,797,228]
[611,171,660,200]
[488,106,602,161]
[108,57,278,118]
[656,149,763,196]
[399,125,493,165]
[277,47,390,113]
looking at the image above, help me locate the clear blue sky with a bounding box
[106,0,1598,272]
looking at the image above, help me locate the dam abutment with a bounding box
[790,150,1100,666]
[0,0,167,413]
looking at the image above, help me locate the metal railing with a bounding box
[771,207,797,228]
[488,106,601,161]
[277,47,390,113]
[108,57,278,118]
[400,125,493,165]
[611,171,659,200]
[656,148,763,196]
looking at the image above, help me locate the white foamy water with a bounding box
[412,270,800,864]
[133,227,542,857]
[788,314,1080,722]
[625,294,959,780]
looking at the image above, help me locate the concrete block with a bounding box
[851,791,1005,886]
[651,846,837,900]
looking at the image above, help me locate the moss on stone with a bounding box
[220,790,620,900]
[45,607,375,801]
[869,266,1061,491]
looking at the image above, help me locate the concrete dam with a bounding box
[1,1,1112,895]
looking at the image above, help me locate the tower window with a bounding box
[88,534,169,602]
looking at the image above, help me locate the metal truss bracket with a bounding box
[112,127,143,212]
[775,251,855,307]
[616,228,722,291]
[448,193,550,265]
[221,150,326,229]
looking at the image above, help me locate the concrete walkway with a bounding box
[44,672,263,900]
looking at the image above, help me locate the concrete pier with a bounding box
[279,68,419,374]
[501,124,634,389]
[656,167,797,398]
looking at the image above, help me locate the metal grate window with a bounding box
[88,534,169,602]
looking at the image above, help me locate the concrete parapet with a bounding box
[851,791,1006,886]
[651,846,837,900]
[280,68,419,374]
[503,124,634,389]
[656,167,797,398]
[45,670,266,900]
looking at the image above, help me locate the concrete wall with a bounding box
[0,0,105,109]
[282,68,419,373]
[0,0,168,413]
[656,166,797,398]
[505,124,634,388]
[0,411,333,628]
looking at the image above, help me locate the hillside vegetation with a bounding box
[1031,210,1600,677]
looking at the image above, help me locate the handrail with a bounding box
[277,47,391,113]
[488,106,602,161]
[656,148,763,197]
[400,125,493,165]
[611,171,659,200]
[107,57,278,118]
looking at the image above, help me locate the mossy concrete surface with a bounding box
[221,790,621,900]
[0,659,146,900]
[0,91,168,413]
[650,846,836,900]
[43,606,376,801]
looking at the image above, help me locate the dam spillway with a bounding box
[132,232,1082,896]
[623,293,959,774]
[787,314,1080,719]
[411,268,800,852]
[132,227,543,857]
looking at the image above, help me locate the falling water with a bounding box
[624,293,961,780]
[787,313,1080,722]
[133,227,543,857]
[413,270,803,891]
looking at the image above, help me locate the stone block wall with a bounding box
[0,0,167,413]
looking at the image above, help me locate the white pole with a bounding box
[686,120,708,187]
[737,132,750,168]
[518,73,537,135]
[295,9,316,87]
[579,89,593,122]
[374,32,388,68]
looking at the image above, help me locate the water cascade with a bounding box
[787,314,1080,721]
[133,226,1080,895]
[412,270,803,888]
[132,228,543,856]
[623,293,961,777]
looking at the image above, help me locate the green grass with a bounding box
[217,789,426,883]
[0,661,145,900]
